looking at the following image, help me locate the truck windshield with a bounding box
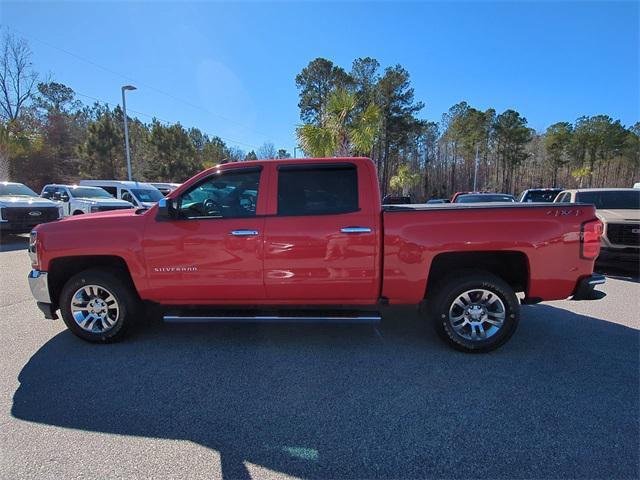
[457,194,515,203]
[69,187,114,199]
[576,190,640,209]
[131,189,164,203]
[0,183,38,197]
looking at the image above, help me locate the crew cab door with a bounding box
[263,162,380,302]
[143,166,266,302]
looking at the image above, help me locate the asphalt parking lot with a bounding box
[1,234,638,479]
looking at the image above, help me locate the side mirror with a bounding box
[42,192,51,199]
[60,194,70,202]
[157,198,176,219]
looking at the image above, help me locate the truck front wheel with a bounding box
[428,271,520,353]
[59,269,139,343]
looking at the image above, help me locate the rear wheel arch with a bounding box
[424,251,530,298]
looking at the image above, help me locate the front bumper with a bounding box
[572,274,606,300]
[28,270,58,319]
[0,221,42,234]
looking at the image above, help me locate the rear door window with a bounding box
[277,164,358,216]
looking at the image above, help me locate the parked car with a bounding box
[519,188,563,203]
[634,182,640,189]
[28,157,604,352]
[382,194,411,204]
[554,188,639,266]
[453,193,516,203]
[450,191,475,202]
[78,180,163,208]
[41,184,134,216]
[150,182,182,196]
[0,182,62,236]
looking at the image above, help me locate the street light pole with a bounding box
[473,143,479,191]
[121,85,137,181]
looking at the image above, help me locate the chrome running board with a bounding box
[163,314,381,324]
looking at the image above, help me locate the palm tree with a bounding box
[389,163,421,196]
[297,88,380,157]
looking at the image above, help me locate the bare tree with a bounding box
[0,32,38,121]
[257,142,277,159]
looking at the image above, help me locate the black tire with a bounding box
[59,268,139,343]
[427,270,520,353]
[72,210,84,215]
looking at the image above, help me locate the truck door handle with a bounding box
[230,230,259,236]
[341,227,372,234]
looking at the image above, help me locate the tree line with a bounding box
[1,33,638,199]
[295,57,639,198]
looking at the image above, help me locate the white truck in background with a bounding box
[41,185,134,216]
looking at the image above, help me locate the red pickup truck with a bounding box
[28,157,605,352]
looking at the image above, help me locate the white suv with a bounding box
[41,184,134,216]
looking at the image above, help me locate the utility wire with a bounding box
[8,26,276,146]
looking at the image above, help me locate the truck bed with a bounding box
[381,202,597,303]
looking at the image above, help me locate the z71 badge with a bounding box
[546,209,582,217]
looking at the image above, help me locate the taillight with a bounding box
[580,219,603,259]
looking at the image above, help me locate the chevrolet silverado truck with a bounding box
[27,157,605,352]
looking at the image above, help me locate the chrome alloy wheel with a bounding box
[70,285,120,333]
[448,288,506,341]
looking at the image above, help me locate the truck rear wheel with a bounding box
[59,269,139,343]
[428,271,520,353]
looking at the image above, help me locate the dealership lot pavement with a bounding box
[1,234,638,479]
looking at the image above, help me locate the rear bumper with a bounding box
[572,274,606,300]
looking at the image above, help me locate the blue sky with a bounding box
[3,1,638,154]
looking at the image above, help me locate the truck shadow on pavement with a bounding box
[11,305,640,479]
